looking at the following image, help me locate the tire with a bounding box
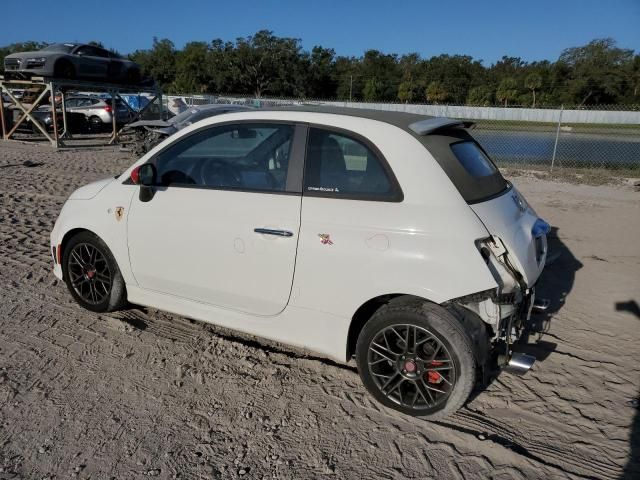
[88,115,103,131]
[62,231,127,313]
[54,60,75,79]
[355,300,476,419]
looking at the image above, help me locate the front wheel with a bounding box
[54,61,75,79]
[356,301,476,419]
[62,231,127,312]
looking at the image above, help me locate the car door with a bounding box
[65,97,79,112]
[127,122,305,316]
[73,97,92,114]
[73,46,108,78]
[106,51,124,80]
[292,127,404,312]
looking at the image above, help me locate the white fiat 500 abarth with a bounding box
[51,107,549,418]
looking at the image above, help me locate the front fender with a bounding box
[51,184,137,284]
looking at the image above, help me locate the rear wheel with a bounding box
[88,115,103,131]
[62,231,126,312]
[356,300,476,418]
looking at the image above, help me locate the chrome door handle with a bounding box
[254,228,294,237]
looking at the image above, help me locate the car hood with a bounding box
[125,119,171,130]
[6,51,52,59]
[68,177,114,200]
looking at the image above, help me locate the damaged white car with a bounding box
[50,107,549,418]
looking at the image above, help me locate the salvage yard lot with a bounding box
[0,141,638,479]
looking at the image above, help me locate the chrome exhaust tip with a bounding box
[505,352,535,375]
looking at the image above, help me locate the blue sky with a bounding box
[2,0,638,64]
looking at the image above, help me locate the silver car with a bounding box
[4,43,142,84]
[123,104,251,154]
[64,96,131,128]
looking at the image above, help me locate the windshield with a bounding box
[41,43,75,53]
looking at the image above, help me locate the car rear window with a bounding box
[450,141,498,178]
[417,129,508,204]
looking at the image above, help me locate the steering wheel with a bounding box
[198,159,241,187]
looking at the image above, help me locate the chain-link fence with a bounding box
[471,118,640,172]
[166,94,640,173]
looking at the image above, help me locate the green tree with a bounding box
[233,30,306,97]
[425,81,448,104]
[630,55,640,99]
[496,77,519,106]
[466,85,494,106]
[130,38,177,92]
[524,73,542,107]
[422,54,483,104]
[306,46,337,99]
[5,33,634,106]
[206,39,237,93]
[397,53,421,103]
[559,38,633,106]
[173,41,210,93]
[397,81,414,103]
[363,78,379,101]
[360,50,400,101]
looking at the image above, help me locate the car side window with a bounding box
[304,128,395,199]
[75,46,94,56]
[154,123,295,192]
[94,47,110,58]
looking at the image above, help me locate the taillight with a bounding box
[104,105,113,113]
[532,219,550,238]
[532,219,550,264]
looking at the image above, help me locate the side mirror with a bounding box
[130,164,157,202]
[138,163,157,186]
[130,163,157,186]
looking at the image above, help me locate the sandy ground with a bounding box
[0,140,638,480]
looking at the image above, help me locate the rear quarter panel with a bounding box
[288,116,498,318]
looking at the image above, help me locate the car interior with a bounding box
[154,125,293,191]
[305,129,391,195]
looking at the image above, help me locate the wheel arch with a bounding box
[346,294,431,360]
[346,293,491,366]
[54,57,75,77]
[59,227,98,274]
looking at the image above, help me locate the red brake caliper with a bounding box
[426,361,444,384]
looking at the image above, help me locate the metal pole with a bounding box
[111,89,117,143]
[60,90,70,139]
[0,82,6,140]
[550,104,563,172]
[49,82,59,148]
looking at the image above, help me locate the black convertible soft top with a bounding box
[269,105,509,203]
